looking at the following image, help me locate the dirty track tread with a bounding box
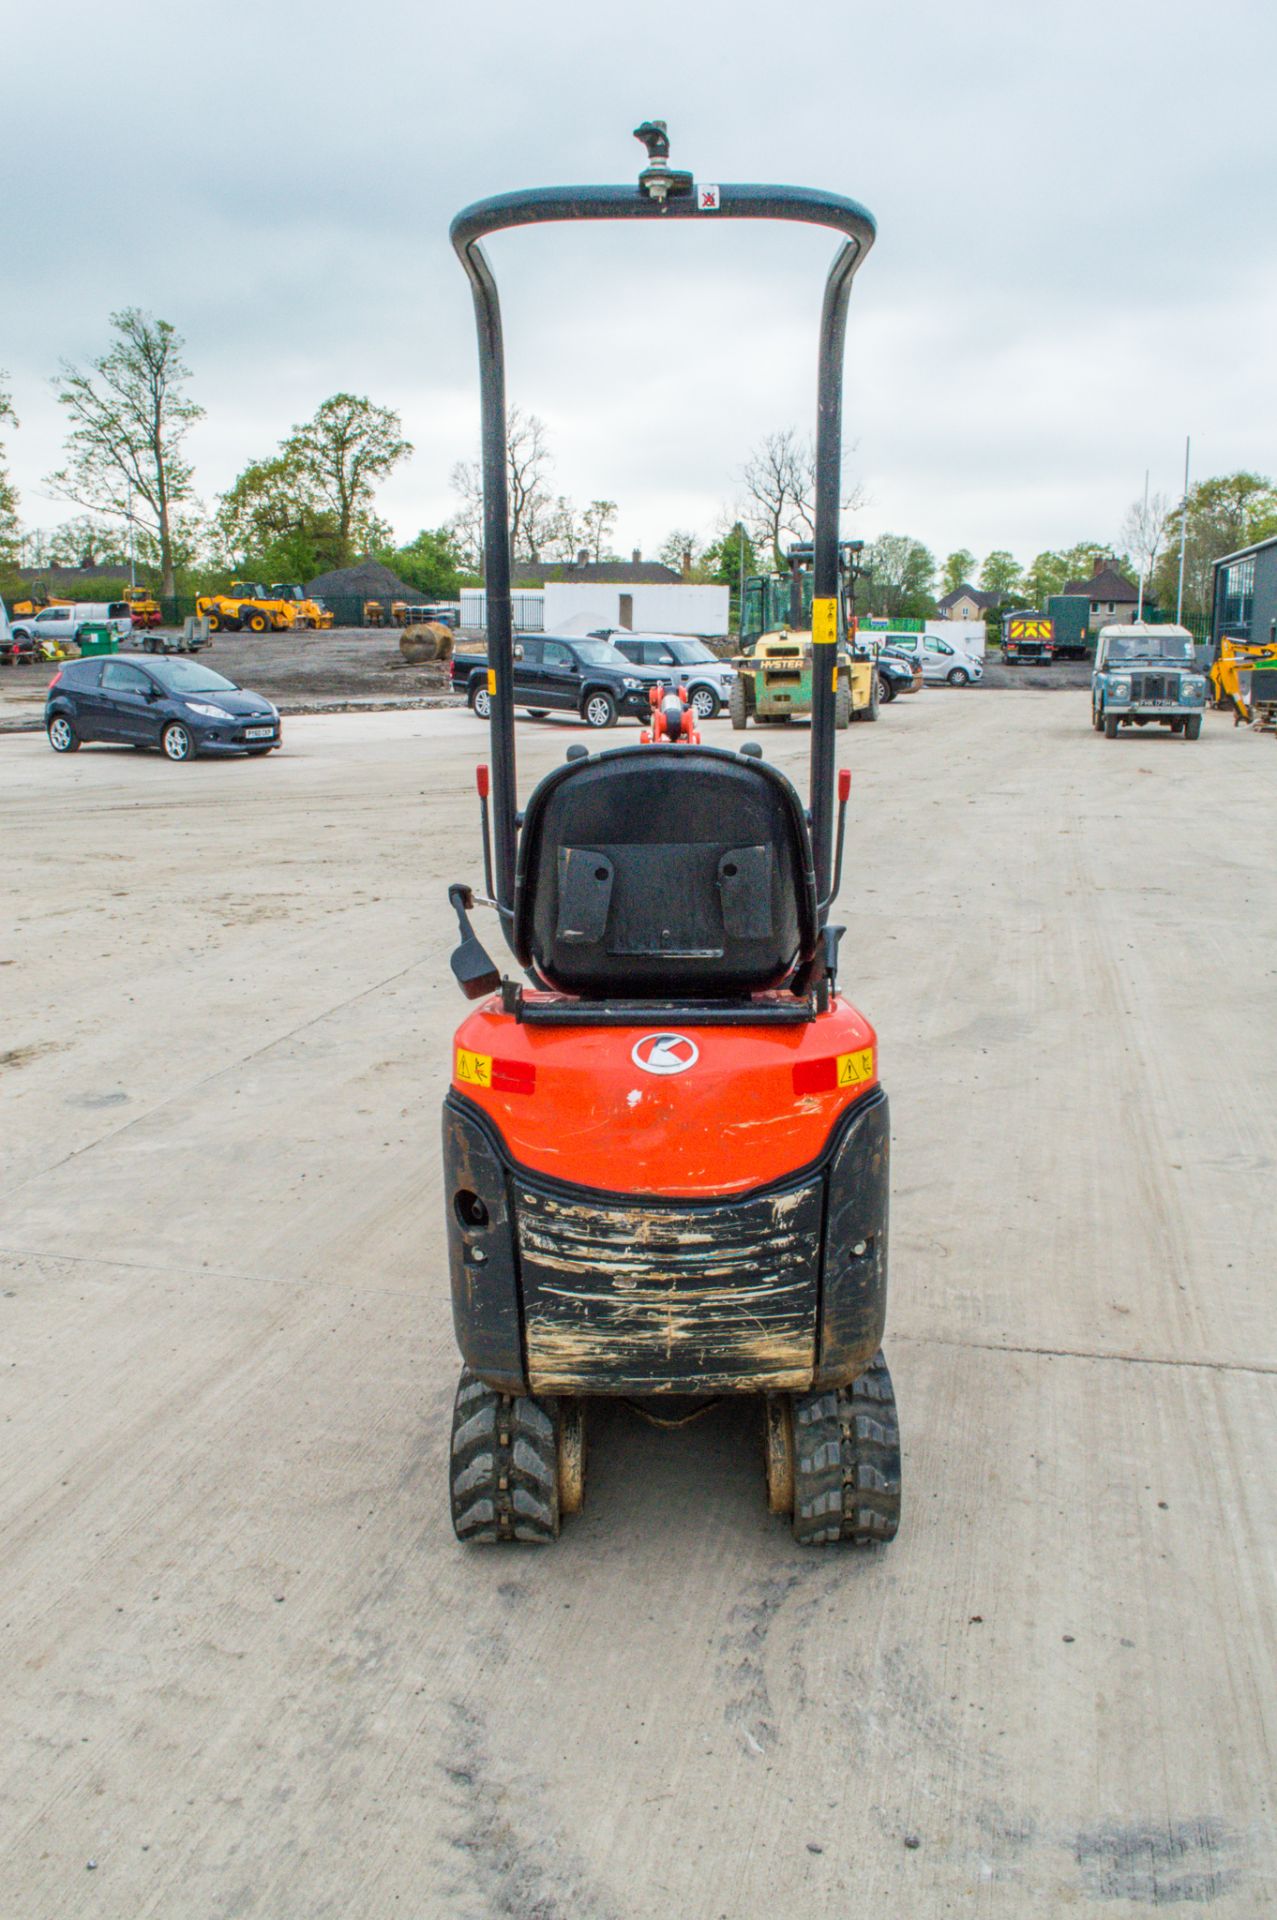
[791,1351,901,1546]
[449,1368,560,1545]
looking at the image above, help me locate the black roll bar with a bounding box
[450,135,876,919]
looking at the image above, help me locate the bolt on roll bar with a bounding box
[450,124,876,922]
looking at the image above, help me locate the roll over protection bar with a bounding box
[450,127,876,926]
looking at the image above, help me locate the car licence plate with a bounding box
[244,726,275,740]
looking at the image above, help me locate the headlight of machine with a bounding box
[1109,678,1131,698]
[622,677,642,691]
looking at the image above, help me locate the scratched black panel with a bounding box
[442,1097,526,1393]
[515,1177,822,1394]
[815,1090,890,1389]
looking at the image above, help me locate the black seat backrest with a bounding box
[513,746,818,997]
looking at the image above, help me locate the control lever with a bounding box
[448,884,500,1000]
[476,764,494,900]
[831,767,851,900]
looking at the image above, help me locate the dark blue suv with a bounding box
[45,654,281,761]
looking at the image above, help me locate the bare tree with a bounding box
[1120,488,1174,614]
[48,310,203,597]
[449,406,558,568]
[0,372,19,562]
[741,428,865,567]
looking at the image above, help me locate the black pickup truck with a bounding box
[451,633,662,729]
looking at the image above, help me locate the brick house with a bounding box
[1062,557,1140,631]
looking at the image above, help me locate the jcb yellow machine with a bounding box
[122,585,162,628]
[11,584,71,618]
[195,583,296,634]
[1211,635,1277,730]
[269,584,334,629]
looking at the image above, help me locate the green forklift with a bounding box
[731,541,877,728]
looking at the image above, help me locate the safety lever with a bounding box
[831,767,851,901]
[476,764,494,900]
[448,884,500,1000]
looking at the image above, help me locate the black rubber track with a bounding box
[449,1368,560,1544]
[791,1350,901,1545]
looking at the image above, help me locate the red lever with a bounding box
[837,768,852,802]
[476,763,490,799]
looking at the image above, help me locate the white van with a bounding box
[10,601,134,645]
[876,631,983,687]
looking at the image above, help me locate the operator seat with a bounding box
[512,745,818,998]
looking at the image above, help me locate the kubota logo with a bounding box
[632,1032,699,1076]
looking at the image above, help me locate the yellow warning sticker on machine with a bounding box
[812,596,838,645]
[837,1047,875,1088]
[456,1048,493,1088]
[486,669,497,695]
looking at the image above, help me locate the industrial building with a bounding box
[1212,532,1277,648]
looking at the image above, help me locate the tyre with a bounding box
[222,614,242,633]
[206,609,222,633]
[1184,712,1202,740]
[470,683,491,719]
[877,672,897,703]
[245,610,269,634]
[583,690,617,729]
[449,1367,561,1544]
[789,1351,901,1545]
[47,714,79,753]
[947,667,970,687]
[1104,711,1119,739]
[162,721,194,762]
[691,685,720,721]
[525,709,549,719]
[728,679,750,730]
[1091,703,1103,732]
[834,682,852,730]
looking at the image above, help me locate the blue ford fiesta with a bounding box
[45,654,281,762]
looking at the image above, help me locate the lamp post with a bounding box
[1175,436,1191,625]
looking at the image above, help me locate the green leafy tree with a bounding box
[656,529,705,577]
[0,373,20,565]
[213,454,340,578]
[702,522,757,630]
[283,394,412,567]
[1150,471,1277,621]
[1058,541,1119,586]
[940,548,976,596]
[48,310,202,596]
[1023,550,1069,604]
[978,549,1023,598]
[389,527,466,598]
[580,499,618,563]
[866,534,936,619]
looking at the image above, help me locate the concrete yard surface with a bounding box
[1,696,1274,1917]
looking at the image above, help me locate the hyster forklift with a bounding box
[442,123,900,1547]
[733,540,878,729]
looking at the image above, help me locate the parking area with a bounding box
[1,696,1274,1917]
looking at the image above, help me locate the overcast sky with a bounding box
[5,0,1275,569]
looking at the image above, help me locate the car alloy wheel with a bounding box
[691,686,719,720]
[162,722,194,761]
[48,715,78,753]
[472,686,491,719]
[584,692,616,728]
[947,667,970,687]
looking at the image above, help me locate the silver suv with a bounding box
[605,632,737,720]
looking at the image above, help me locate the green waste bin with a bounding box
[77,624,119,656]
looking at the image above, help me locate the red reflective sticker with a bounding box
[491,1059,536,1095]
[792,1057,838,1096]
